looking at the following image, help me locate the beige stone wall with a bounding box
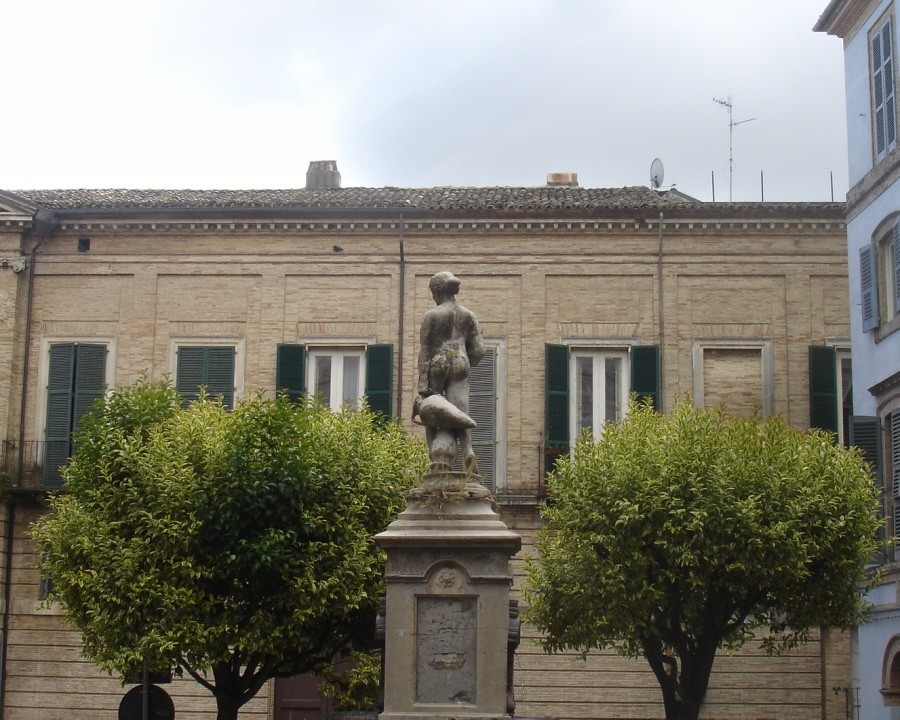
[1,212,852,719]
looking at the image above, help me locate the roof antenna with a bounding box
[713,96,755,201]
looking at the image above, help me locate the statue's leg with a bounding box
[447,379,477,474]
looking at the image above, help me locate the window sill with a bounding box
[875,313,900,341]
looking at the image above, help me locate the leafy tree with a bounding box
[525,399,882,720]
[32,380,427,720]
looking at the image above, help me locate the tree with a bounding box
[525,399,882,720]
[32,380,427,720]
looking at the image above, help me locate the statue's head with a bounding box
[429,271,461,301]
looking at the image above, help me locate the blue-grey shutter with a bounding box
[850,415,884,563]
[808,346,838,435]
[892,410,900,498]
[276,344,306,405]
[861,244,879,332]
[631,345,660,410]
[364,344,393,419]
[893,410,900,559]
[458,346,496,489]
[893,223,900,314]
[44,343,106,489]
[177,346,235,409]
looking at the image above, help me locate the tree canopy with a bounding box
[32,380,427,720]
[525,399,882,720]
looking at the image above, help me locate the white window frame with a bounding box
[568,347,630,445]
[35,335,118,439]
[692,339,774,418]
[307,346,366,411]
[879,225,900,327]
[168,337,245,403]
[834,345,853,447]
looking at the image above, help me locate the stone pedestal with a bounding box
[376,474,521,720]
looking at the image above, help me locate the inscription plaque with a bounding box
[416,596,477,704]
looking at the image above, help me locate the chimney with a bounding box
[546,172,578,187]
[306,160,341,189]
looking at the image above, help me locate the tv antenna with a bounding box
[650,158,664,190]
[713,95,755,201]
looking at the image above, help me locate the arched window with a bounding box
[883,634,900,705]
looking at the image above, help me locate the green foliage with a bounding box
[319,650,382,711]
[31,379,427,719]
[525,399,882,720]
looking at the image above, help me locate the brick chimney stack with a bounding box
[546,172,579,187]
[306,161,341,189]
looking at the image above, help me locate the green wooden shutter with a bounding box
[177,346,235,409]
[73,344,106,433]
[364,344,393,419]
[206,347,236,409]
[459,346,496,489]
[631,345,660,410]
[176,347,207,407]
[808,346,838,435]
[545,344,569,477]
[276,344,306,405]
[44,344,76,489]
[44,343,106,489]
[850,415,884,563]
[860,244,879,332]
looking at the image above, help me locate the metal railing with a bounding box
[1,440,64,491]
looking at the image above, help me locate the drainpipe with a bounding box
[396,214,406,420]
[1,208,56,720]
[657,211,665,412]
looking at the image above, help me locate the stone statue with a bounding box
[413,271,485,474]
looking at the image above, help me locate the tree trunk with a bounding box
[643,635,718,720]
[215,694,242,720]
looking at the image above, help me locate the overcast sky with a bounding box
[3,1,848,202]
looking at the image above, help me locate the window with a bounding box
[545,344,659,465]
[692,340,773,418]
[175,344,238,409]
[43,342,108,488]
[276,344,393,418]
[872,12,898,162]
[861,221,900,334]
[308,348,365,411]
[570,349,629,444]
[808,345,853,445]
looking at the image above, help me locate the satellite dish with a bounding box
[650,158,664,189]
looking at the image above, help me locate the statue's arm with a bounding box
[466,315,486,367]
[416,317,435,397]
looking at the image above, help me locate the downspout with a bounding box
[657,211,665,411]
[396,214,406,420]
[1,208,56,720]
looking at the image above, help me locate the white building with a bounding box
[817,2,900,717]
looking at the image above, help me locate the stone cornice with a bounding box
[44,216,846,236]
[815,0,882,39]
[846,148,900,221]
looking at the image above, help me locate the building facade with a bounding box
[817,2,900,717]
[0,176,854,719]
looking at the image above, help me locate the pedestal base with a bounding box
[376,475,521,720]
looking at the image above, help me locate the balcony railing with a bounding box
[1,440,66,491]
